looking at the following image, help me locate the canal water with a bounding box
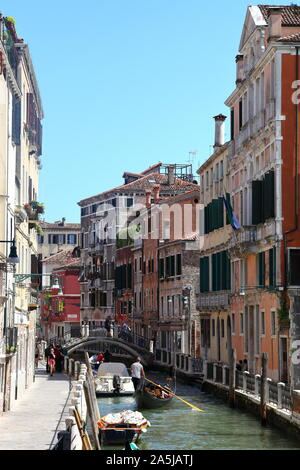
[96,370,300,450]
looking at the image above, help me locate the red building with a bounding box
[40,257,81,341]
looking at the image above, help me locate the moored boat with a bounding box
[97,410,150,445]
[135,382,173,409]
[94,362,135,396]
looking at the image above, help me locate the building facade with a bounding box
[0,14,43,412]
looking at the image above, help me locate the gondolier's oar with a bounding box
[144,378,204,413]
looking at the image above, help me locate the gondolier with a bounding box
[130,357,145,391]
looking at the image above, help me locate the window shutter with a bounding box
[263,171,275,221]
[176,254,182,276]
[212,254,217,292]
[269,247,276,288]
[252,180,263,224]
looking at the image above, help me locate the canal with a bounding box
[95,370,300,450]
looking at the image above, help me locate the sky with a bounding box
[0,0,294,223]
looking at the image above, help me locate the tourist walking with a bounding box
[54,345,63,373]
[44,343,53,373]
[35,341,42,368]
[130,357,145,391]
[48,347,56,376]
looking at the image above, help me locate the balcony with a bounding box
[228,226,257,257]
[15,205,27,226]
[196,292,230,311]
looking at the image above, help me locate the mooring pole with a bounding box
[260,352,268,426]
[229,348,236,408]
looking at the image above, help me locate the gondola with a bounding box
[135,381,173,409]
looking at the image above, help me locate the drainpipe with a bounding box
[283,46,299,286]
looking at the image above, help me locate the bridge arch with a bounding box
[66,337,152,366]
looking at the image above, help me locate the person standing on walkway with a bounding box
[54,345,63,373]
[48,348,56,376]
[130,357,145,391]
[103,349,111,362]
[35,341,42,368]
[44,343,53,373]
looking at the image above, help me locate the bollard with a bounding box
[243,371,250,392]
[266,378,272,404]
[64,356,69,373]
[277,382,285,409]
[74,361,81,380]
[255,374,261,396]
[69,358,75,377]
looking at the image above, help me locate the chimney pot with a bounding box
[268,7,282,42]
[167,166,175,186]
[235,55,244,85]
[213,114,227,148]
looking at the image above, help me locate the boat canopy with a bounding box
[97,362,129,377]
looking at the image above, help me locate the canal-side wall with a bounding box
[201,380,300,441]
[51,358,89,450]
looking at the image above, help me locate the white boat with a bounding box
[94,362,135,396]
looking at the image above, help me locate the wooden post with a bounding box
[260,352,268,426]
[83,352,101,450]
[228,348,236,408]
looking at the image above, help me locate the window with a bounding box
[269,247,276,287]
[38,235,44,244]
[289,249,300,286]
[240,312,244,335]
[161,297,164,316]
[271,311,276,336]
[257,252,265,287]
[159,258,165,279]
[221,319,225,338]
[126,198,133,207]
[67,234,77,244]
[230,108,235,140]
[176,254,182,276]
[239,99,243,130]
[220,160,224,179]
[245,307,248,352]
[261,311,265,336]
[200,257,210,293]
[212,319,215,337]
[232,313,235,334]
[255,305,260,355]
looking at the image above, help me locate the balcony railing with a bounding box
[196,292,230,310]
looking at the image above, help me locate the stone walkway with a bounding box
[0,361,72,450]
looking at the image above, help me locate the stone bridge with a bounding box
[65,336,154,367]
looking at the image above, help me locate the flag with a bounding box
[222,194,241,230]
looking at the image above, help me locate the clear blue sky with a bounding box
[0,0,292,222]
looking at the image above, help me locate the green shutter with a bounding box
[252,180,263,225]
[269,247,276,288]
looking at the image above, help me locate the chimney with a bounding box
[235,55,244,85]
[167,165,175,186]
[153,184,160,203]
[268,7,282,42]
[145,190,151,208]
[213,114,227,148]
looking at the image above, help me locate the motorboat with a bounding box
[94,362,135,396]
[97,410,150,446]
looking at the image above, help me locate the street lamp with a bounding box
[0,239,20,264]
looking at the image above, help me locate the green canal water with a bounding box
[96,371,300,451]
